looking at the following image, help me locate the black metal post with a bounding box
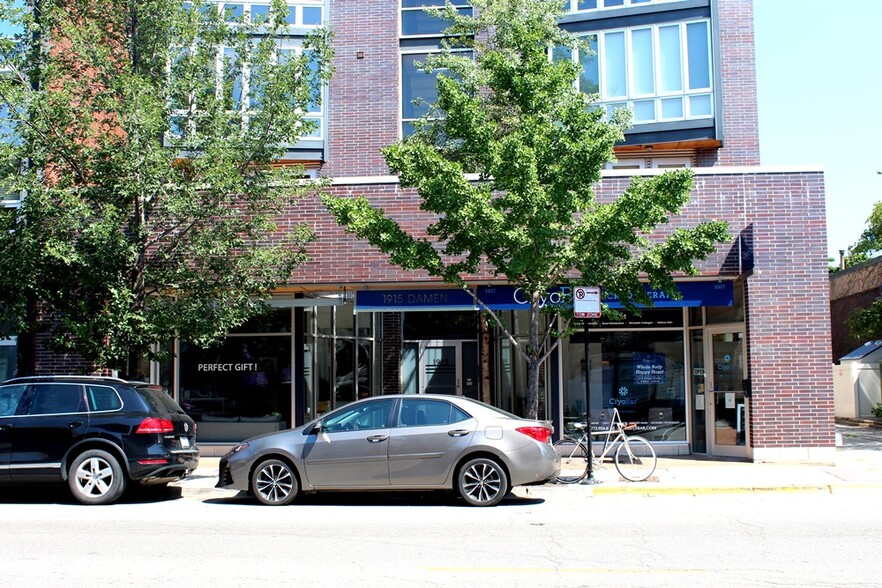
[581,318,597,484]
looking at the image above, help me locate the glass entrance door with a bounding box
[706,328,749,458]
[417,340,478,396]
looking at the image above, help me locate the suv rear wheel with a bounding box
[68,449,128,505]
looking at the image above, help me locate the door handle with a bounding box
[366,435,388,443]
[448,429,470,437]
[68,422,84,429]
[0,423,12,430]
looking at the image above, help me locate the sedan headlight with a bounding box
[224,442,250,458]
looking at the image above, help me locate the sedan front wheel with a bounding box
[251,459,299,506]
[457,457,508,507]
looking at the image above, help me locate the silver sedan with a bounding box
[216,394,560,506]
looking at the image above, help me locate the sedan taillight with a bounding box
[516,426,552,443]
[136,417,174,434]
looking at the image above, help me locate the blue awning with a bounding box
[355,281,733,312]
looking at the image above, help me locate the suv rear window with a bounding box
[86,385,123,412]
[136,385,186,415]
[26,383,86,415]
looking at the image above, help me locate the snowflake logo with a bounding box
[618,387,629,397]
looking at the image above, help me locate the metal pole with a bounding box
[581,318,597,484]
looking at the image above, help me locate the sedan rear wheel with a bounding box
[68,449,127,505]
[251,459,299,506]
[457,457,508,507]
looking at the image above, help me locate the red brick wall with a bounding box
[323,0,400,177]
[696,0,761,167]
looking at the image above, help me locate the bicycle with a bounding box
[554,408,657,483]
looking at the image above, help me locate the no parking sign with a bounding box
[573,286,601,318]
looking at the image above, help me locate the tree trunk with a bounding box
[525,293,542,419]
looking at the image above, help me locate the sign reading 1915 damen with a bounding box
[354,281,733,312]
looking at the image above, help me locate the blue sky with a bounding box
[755,0,882,261]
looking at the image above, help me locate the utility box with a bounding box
[834,341,882,419]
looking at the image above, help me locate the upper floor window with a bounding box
[559,19,712,125]
[401,50,471,137]
[169,41,324,142]
[564,0,683,11]
[0,99,21,208]
[209,1,324,27]
[401,0,473,37]
[604,155,692,169]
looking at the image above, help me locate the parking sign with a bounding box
[574,286,601,318]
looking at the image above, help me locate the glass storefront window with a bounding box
[315,305,333,336]
[179,334,292,442]
[568,329,686,443]
[495,336,548,419]
[306,302,377,417]
[336,306,355,337]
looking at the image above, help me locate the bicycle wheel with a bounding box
[614,436,657,482]
[553,439,589,483]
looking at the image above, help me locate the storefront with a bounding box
[168,280,747,459]
[559,280,747,458]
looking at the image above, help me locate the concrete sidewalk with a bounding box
[173,421,882,498]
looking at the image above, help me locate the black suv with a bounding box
[0,376,199,504]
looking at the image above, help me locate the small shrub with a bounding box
[874,403,882,418]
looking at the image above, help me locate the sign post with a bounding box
[574,287,601,485]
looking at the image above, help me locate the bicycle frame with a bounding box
[554,407,657,483]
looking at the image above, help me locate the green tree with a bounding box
[0,0,333,374]
[842,178,882,338]
[848,303,882,342]
[323,0,728,419]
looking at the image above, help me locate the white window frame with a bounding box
[570,19,713,125]
[651,156,692,168]
[211,0,325,28]
[400,0,473,38]
[168,39,325,142]
[399,49,471,139]
[564,0,684,13]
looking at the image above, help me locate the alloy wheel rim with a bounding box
[256,464,293,503]
[462,463,502,503]
[75,457,113,496]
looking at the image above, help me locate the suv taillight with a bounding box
[516,426,553,443]
[136,417,174,434]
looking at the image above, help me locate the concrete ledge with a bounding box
[752,446,836,465]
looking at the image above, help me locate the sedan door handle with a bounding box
[448,429,470,437]
[0,423,12,430]
[68,422,84,429]
[366,435,388,443]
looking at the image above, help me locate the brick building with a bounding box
[830,256,882,364]
[14,0,833,462]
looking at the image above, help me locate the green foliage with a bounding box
[324,0,729,418]
[0,0,333,371]
[847,300,882,342]
[874,403,882,419]
[850,198,882,261]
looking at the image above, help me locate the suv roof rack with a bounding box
[1,375,129,385]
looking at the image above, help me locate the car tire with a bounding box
[68,449,127,505]
[456,457,508,507]
[251,459,299,506]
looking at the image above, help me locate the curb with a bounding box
[835,417,882,430]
